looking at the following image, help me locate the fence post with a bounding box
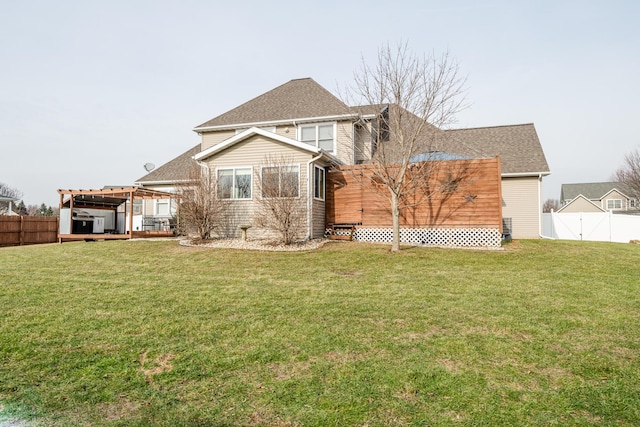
[20,216,25,245]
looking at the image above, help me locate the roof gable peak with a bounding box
[195,78,349,130]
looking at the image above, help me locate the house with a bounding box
[559,182,639,213]
[136,78,550,241]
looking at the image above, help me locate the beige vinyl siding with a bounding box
[139,184,176,217]
[274,124,295,138]
[203,135,312,239]
[335,121,354,164]
[561,197,604,213]
[201,130,235,151]
[602,189,628,211]
[501,176,541,239]
[207,135,312,170]
[353,122,373,164]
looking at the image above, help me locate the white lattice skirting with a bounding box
[348,227,502,248]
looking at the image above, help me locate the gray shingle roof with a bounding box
[441,123,550,175]
[195,78,350,129]
[135,144,200,184]
[560,182,632,203]
[144,81,550,185]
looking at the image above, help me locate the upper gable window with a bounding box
[299,123,335,153]
[606,199,622,210]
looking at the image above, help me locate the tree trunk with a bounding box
[391,191,401,252]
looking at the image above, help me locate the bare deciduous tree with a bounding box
[612,147,640,200]
[543,198,560,213]
[343,42,468,251]
[0,183,22,199]
[0,183,23,215]
[175,163,228,240]
[254,154,307,245]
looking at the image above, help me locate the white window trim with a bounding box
[606,199,622,210]
[297,122,336,153]
[154,199,173,217]
[217,166,253,200]
[313,165,325,201]
[259,164,301,199]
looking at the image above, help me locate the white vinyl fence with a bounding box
[542,211,640,243]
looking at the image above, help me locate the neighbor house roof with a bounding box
[194,78,351,130]
[560,182,633,203]
[557,194,606,213]
[442,123,550,176]
[136,144,200,184]
[0,194,18,202]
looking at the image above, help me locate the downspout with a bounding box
[306,152,324,240]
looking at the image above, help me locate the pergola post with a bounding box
[68,194,74,240]
[59,192,65,243]
[128,190,134,238]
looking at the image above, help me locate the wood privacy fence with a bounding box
[0,216,59,247]
[326,158,503,228]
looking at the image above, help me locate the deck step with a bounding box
[327,224,356,241]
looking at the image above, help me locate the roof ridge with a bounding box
[194,78,348,129]
[449,123,535,132]
[562,181,619,186]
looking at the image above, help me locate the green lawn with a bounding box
[1,239,639,426]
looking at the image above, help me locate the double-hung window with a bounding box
[606,199,622,210]
[155,199,171,216]
[313,165,325,200]
[299,123,335,152]
[261,165,299,198]
[218,167,252,199]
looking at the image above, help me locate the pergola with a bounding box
[57,187,175,242]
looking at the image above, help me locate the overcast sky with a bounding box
[2,0,639,206]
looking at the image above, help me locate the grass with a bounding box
[0,239,639,426]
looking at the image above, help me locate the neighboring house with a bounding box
[0,194,19,216]
[136,78,550,241]
[559,182,639,213]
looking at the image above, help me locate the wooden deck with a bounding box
[58,231,174,242]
